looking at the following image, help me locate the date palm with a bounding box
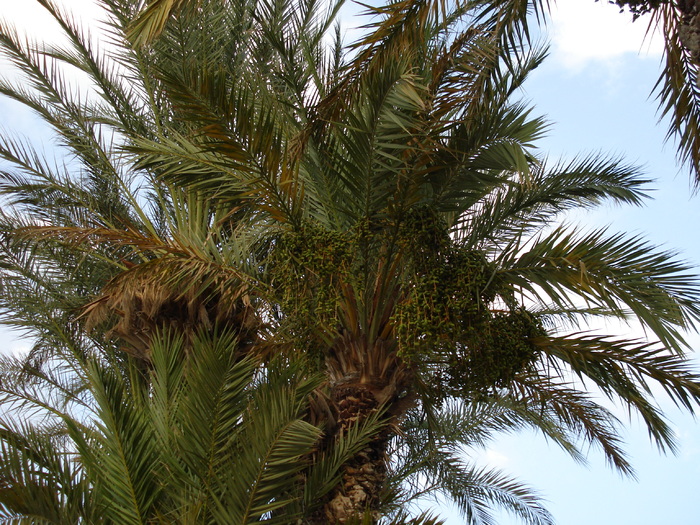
[125,0,700,520]
[0,324,394,523]
[0,0,561,522]
[2,0,700,524]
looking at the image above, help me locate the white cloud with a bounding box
[547,0,664,70]
[0,0,105,39]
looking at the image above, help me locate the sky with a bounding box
[0,1,699,524]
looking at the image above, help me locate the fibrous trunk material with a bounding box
[323,385,387,524]
[677,0,700,64]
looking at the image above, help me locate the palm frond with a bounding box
[652,3,700,183]
[499,226,700,351]
[127,0,195,47]
[74,356,162,523]
[536,333,700,450]
[0,421,91,523]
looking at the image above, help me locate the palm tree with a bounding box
[0,325,393,523]
[0,1,562,522]
[2,0,700,523]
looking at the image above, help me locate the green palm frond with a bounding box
[389,436,554,525]
[33,0,152,137]
[0,326,352,523]
[536,333,700,451]
[383,512,447,525]
[0,421,91,523]
[508,375,635,475]
[387,400,559,524]
[76,357,163,523]
[441,463,553,525]
[146,329,254,520]
[456,153,650,247]
[0,30,120,185]
[652,3,700,183]
[0,350,90,426]
[499,225,700,350]
[301,403,386,512]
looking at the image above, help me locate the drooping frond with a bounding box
[652,2,700,184]
[388,402,556,525]
[535,333,700,451]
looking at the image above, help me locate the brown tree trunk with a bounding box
[677,0,700,64]
[308,322,411,523]
[320,384,389,524]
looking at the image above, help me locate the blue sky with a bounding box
[1,0,699,523]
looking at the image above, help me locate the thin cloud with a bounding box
[0,0,104,39]
[548,0,663,71]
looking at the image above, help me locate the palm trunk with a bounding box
[311,290,410,523]
[322,384,388,524]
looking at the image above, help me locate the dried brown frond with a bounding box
[82,260,259,361]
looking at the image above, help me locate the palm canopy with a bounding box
[0,326,396,523]
[131,0,700,185]
[1,0,700,523]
